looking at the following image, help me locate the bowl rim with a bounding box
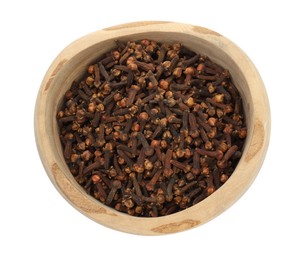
[34,21,271,235]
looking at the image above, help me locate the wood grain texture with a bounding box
[34,21,271,235]
[52,163,117,216]
[151,219,201,234]
[44,59,68,91]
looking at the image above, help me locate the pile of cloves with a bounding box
[57,39,247,217]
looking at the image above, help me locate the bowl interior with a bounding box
[52,30,253,169]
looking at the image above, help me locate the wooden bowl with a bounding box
[34,21,270,235]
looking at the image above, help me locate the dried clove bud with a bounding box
[58,39,247,217]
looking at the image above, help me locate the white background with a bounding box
[1,0,303,259]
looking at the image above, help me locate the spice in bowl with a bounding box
[57,39,247,217]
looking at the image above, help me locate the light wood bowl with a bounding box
[34,21,270,235]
